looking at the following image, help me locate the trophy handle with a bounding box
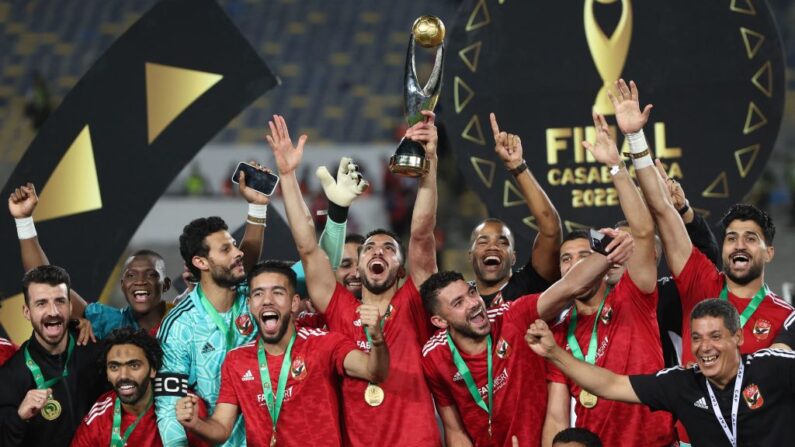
[404,37,445,126]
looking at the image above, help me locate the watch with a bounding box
[509,160,528,176]
[677,200,691,216]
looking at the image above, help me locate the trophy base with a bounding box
[389,154,429,177]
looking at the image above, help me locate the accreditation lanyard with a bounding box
[566,288,610,364]
[719,283,768,328]
[258,333,296,439]
[446,332,493,436]
[705,360,744,447]
[110,393,153,447]
[24,335,75,389]
[198,284,242,351]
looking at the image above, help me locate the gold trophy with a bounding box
[584,0,633,115]
[389,16,445,177]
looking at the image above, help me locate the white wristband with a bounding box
[15,217,37,240]
[633,155,654,169]
[626,129,648,154]
[248,203,268,219]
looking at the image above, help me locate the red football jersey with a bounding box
[324,279,440,447]
[547,274,676,447]
[0,337,18,366]
[675,247,794,366]
[216,327,355,447]
[71,391,162,447]
[422,295,548,447]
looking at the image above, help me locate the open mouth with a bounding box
[261,311,280,333]
[700,354,718,366]
[482,255,501,267]
[730,252,750,269]
[369,259,386,275]
[116,382,138,398]
[132,290,151,303]
[345,277,362,288]
[42,318,64,336]
[468,308,487,326]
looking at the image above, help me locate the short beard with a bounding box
[211,267,244,289]
[259,317,291,344]
[450,321,489,341]
[472,263,512,287]
[362,272,398,295]
[114,375,150,405]
[724,262,763,286]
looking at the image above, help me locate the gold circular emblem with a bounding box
[579,390,598,409]
[41,398,62,421]
[364,383,385,407]
[412,16,445,48]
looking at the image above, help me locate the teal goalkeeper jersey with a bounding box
[155,283,256,446]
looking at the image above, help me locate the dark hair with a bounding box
[99,327,164,373]
[247,260,298,295]
[469,218,515,248]
[179,217,228,278]
[690,298,741,335]
[552,427,602,447]
[22,265,71,304]
[562,229,591,245]
[345,233,366,245]
[720,204,775,245]
[420,271,465,315]
[364,228,405,262]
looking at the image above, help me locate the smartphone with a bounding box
[231,162,279,196]
[589,229,614,256]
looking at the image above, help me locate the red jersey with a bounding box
[422,295,548,447]
[547,274,676,447]
[71,391,162,447]
[675,247,793,365]
[295,311,327,329]
[324,279,440,447]
[0,337,18,366]
[217,327,355,447]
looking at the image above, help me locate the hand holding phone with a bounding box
[589,229,614,256]
[232,162,279,196]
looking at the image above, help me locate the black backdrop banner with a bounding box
[443,0,785,264]
[0,0,279,338]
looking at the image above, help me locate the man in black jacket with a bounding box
[0,265,107,446]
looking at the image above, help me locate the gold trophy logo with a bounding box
[584,0,633,115]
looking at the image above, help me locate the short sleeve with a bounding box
[216,355,239,406]
[325,332,358,376]
[628,368,684,412]
[773,312,795,349]
[69,420,94,447]
[613,272,657,317]
[546,326,569,384]
[502,294,541,331]
[421,354,455,408]
[323,283,358,330]
[84,302,124,339]
[673,247,721,309]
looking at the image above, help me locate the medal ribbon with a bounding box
[705,360,744,447]
[257,332,296,437]
[24,335,75,389]
[197,284,242,351]
[110,393,153,447]
[566,287,610,364]
[719,283,768,328]
[446,333,493,430]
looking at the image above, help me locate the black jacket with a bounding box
[0,330,108,447]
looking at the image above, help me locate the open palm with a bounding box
[582,113,620,166]
[265,114,307,176]
[609,79,653,134]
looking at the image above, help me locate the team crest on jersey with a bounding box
[600,305,613,325]
[752,319,771,341]
[496,337,512,359]
[291,355,307,381]
[384,304,395,321]
[742,383,764,410]
[236,313,254,336]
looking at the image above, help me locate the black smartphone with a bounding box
[589,229,614,256]
[231,162,279,196]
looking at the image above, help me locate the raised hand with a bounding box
[74,318,96,346]
[265,114,307,176]
[357,304,384,347]
[17,388,51,420]
[176,395,200,429]
[599,227,634,265]
[237,161,271,205]
[316,157,369,207]
[608,79,653,134]
[405,110,438,158]
[490,112,524,170]
[655,159,687,210]
[524,319,558,359]
[582,112,621,166]
[8,183,38,218]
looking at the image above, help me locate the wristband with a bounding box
[15,217,37,240]
[327,201,349,223]
[508,160,528,176]
[677,200,691,216]
[625,129,648,154]
[247,203,268,226]
[609,161,625,176]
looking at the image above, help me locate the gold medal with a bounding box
[579,390,598,409]
[364,383,385,407]
[41,398,62,421]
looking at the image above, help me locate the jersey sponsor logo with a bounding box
[742,383,764,410]
[236,313,254,336]
[693,397,709,410]
[478,367,509,397]
[242,369,255,382]
[600,305,613,325]
[596,335,609,360]
[496,337,512,359]
[201,342,215,354]
[752,319,771,341]
[257,386,294,406]
[291,355,308,381]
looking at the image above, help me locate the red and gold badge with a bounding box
[496,337,512,359]
[600,305,613,325]
[752,319,771,341]
[291,355,308,381]
[742,383,764,410]
[236,313,254,336]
